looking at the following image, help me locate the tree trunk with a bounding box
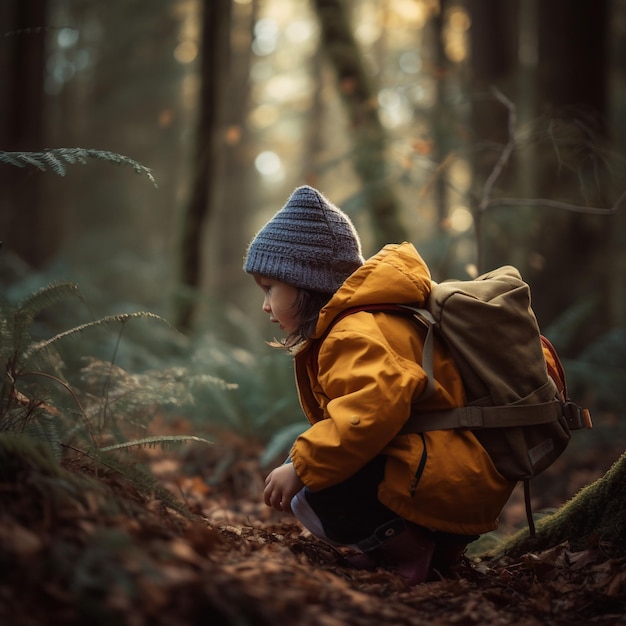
[536,0,608,127]
[176,0,232,331]
[426,0,456,279]
[312,0,408,249]
[490,452,626,559]
[529,0,611,334]
[0,0,49,268]
[203,0,257,328]
[466,0,519,273]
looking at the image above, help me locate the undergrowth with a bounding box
[0,281,216,516]
[0,271,307,517]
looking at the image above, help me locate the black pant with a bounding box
[303,456,398,544]
[303,455,477,549]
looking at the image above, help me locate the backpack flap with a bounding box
[428,266,553,406]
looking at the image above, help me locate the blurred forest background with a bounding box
[1,0,626,452]
[2,4,626,624]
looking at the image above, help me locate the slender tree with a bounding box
[177,0,232,331]
[465,0,619,336]
[204,0,257,320]
[312,0,408,249]
[466,0,520,273]
[531,0,614,331]
[0,0,49,268]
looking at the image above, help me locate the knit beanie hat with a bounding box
[243,185,365,293]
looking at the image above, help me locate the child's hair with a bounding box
[275,288,333,350]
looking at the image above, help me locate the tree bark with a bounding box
[176,0,232,331]
[203,0,257,328]
[537,0,608,127]
[0,0,49,268]
[466,0,519,273]
[529,0,611,333]
[312,0,408,249]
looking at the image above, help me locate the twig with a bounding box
[20,370,97,447]
[484,187,626,215]
[479,87,517,213]
[478,87,624,217]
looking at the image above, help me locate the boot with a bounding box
[342,550,378,571]
[429,541,467,579]
[375,523,435,585]
[350,519,435,585]
[428,533,476,579]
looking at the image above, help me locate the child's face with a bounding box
[252,274,300,336]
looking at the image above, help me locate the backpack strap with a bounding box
[309,305,591,434]
[398,396,589,436]
[396,307,592,433]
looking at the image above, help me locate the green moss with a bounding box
[488,451,626,559]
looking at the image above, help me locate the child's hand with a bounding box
[264,463,304,512]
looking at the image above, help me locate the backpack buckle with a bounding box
[563,402,593,430]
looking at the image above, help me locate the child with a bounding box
[243,185,517,584]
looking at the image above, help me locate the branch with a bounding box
[483,187,626,215]
[479,87,517,212]
[476,87,625,217]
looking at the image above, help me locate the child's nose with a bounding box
[262,297,271,313]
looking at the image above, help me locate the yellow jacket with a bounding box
[290,242,517,536]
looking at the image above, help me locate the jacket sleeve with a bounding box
[290,318,429,492]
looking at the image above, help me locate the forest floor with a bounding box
[1,414,625,626]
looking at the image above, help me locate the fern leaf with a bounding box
[0,152,25,168]
[23,414,63,460]
[23,311,175,360]
[40,151,68,176]
[18,153,48,171]
[54,148,81,165]
[0,148,157,187]
[58,147,157,186]
[17,282,83,325]
[98,435,213,453]
[13,282,83,356]
[83,447,197,519]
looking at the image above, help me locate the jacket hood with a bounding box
[314,242,432,338]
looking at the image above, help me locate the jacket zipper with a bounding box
[409,432,427,497]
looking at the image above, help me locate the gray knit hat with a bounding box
[243,185,365,293]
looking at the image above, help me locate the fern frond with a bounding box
[17,153,48,170]
[0,431,66,478]
[23,414,63,460]
[83,446,197,519]
[0,312,13,359]
[0,152,23,168]
[24,311,174,360]
[12,281,84,358]
[16,281,83,325]
[39,151,68,176]
[0,148,157,187]
[99,435,213,453]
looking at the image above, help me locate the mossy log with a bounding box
[490,451,626,560]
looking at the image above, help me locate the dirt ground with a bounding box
[0,419,625,626]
